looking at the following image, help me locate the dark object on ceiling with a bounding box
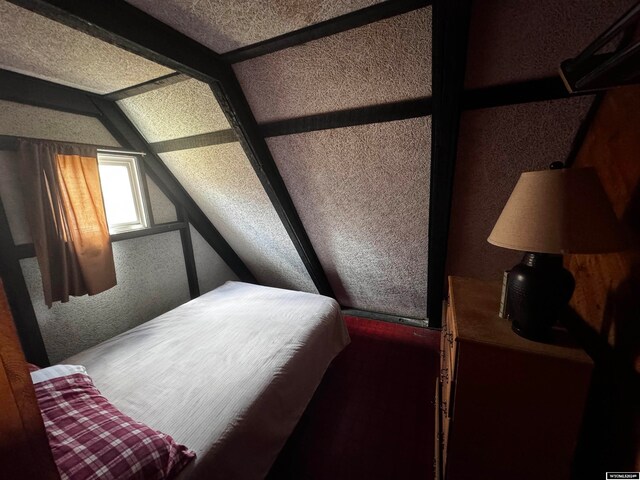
[560,1,640,93]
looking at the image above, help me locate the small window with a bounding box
[97,153,148,234]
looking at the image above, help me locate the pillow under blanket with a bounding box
[33,367,195,480]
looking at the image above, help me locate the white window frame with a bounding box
[97,153,149,234]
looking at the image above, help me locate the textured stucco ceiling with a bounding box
[447,97,594,281]
[118,79,230,143]
[0,1,173,94]
[234,7,431,122]
[125,0,384,53]
[465,0,633,88]
[267,117,431,319]
[0,100,120,146]
[159,143,317,293]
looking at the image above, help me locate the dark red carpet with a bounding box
[267,315,441,480]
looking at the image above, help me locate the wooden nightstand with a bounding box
[435,276,593,480]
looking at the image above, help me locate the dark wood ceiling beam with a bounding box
[104,72,190,101]
[426,0,472,327]
[261,98,432,137]
[222,0,432,64]
[462,76,594,110]
[0,68,101,117]
[7,0,337,298]
[150,129,237,154]
[89,96,257,284]
[144,77,594,153]
[147,99,431,153]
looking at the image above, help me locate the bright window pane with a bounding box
[99,163,139,226]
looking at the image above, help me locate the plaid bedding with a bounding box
[34,373,195,480]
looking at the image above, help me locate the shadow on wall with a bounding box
[605,182,640,372]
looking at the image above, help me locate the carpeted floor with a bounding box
[267,315,441,480]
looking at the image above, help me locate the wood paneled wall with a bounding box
[0,278,59,480]
[567,85,640,373]
[566,85,640,473]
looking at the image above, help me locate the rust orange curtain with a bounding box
[18,140,116,307]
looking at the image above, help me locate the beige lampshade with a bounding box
[488,167,627,254]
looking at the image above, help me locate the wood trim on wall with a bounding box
[0,200,49,366]
[15,222,189,260]
[426,0,472,326]
[176,209,200,300]
[461,76,590,110]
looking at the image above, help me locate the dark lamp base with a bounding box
[506,252,575,342]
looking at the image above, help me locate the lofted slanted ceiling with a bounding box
[4,0,629,327]
[0,0,433,321]
[124,0,385,53]
[0,0,172,93]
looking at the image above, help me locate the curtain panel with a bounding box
[18,140,116,307]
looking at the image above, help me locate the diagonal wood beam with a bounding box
[426,0,472,327]
[208,72,335,297]
[0,199,50,366]
[7,0,336,298]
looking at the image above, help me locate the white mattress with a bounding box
[63,281,350,479]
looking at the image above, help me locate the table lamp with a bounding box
[487,163,627,341]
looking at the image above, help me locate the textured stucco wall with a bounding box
[22,231,190,363]
[465,0,632,88]
[0,1,172,94]
[0,100,120,146]
[234,7,431,122]
[124,0,382,53]
[189,224,239,294]
[0,150,31,244]
[146,175,177,224]
[118,79,230,143]
[267,117,430,318]
[447,98,593,281]
[160,143,317,293]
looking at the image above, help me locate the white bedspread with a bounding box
[63,281,350,479]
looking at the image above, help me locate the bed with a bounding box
[61,281,350,479]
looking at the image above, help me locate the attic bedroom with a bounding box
[0,0,639,479]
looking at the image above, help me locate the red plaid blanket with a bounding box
[35,373,195,480]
